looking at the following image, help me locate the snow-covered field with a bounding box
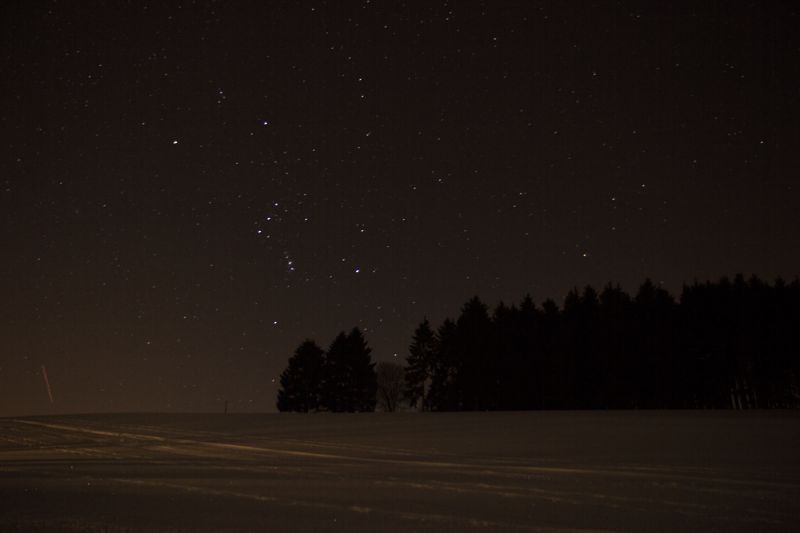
[1,411,798,532]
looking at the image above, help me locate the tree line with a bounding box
[277,275,800,412]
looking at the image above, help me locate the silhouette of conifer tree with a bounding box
[453,296,494,410]
[405,318,437,411]
[427,319,457,411]
[276,340,325,412]
[345,327,378,412]
[320,332,350,412]
[320,328,377,412]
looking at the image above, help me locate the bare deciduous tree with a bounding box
[376,361,405,412]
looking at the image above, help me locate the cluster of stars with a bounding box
[1,1,794,415]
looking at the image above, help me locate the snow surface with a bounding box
[0,411,798,531]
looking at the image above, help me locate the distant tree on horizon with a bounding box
[426,318,458,411]
[320,327,377,412]
[404,318,436,411]
[345,327,378,412]
[320,332,351,412]
[452,296,494,410]
[376,361,405,412]
[276,340,325,412]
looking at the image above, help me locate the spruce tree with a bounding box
[320,332,350,412]
[276,340,325,412]
[404,318,436,411]
[427,318,457,411]
[345,327,378,412]
[453,296,493,410]
[320,328,377,412]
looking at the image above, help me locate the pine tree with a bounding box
[345,327,378,412]
[404,318,436,411]
[634,279,676,407]
[320,332,350,412]
[427,319,457,411]
[320,328,377,412]
[453,296,493,410]
[276,340,325,412]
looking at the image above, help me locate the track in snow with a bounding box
[1,411,798,532]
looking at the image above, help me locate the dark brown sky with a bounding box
[1,1,798,416]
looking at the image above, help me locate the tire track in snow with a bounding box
[15,419,800,492]
[111,477,586,531]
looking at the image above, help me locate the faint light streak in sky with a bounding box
[41,365,54,404]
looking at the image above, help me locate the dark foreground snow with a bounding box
[1,411,798,532]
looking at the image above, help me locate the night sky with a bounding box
[2,2,798,416]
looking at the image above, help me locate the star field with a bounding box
[1,1,798,415]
